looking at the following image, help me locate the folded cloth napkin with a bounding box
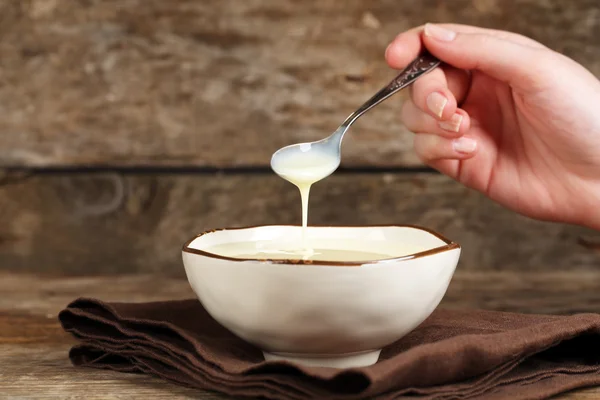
[58,298,600,400]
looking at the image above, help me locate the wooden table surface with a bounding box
[2,271,600,399]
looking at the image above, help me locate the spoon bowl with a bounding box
[270,139,341,185]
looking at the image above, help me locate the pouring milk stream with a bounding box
[270,143,339,254]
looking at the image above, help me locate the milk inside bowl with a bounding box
[203,233,432,262]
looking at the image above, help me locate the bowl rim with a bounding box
[181,224,460,266]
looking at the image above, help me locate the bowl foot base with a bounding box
[262,349,381,368]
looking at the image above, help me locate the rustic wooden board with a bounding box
[1,271,600,399]
[1,172,599,275]
[1,0,599,168]
[2,345,598,400]
[3,271,600,320]
[1,345,228,400]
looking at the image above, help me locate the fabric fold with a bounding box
[59,298,600,399]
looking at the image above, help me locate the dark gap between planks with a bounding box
[2,165,439,176]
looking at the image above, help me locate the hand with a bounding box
[386,23,600,230]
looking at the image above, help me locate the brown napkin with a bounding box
[58,298,600,400]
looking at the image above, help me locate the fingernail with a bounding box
[439,113,463,132]
[426,92,447,118]
[424,23,456,42]
[453,137,477,154]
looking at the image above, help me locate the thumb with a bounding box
[422,23,550,90]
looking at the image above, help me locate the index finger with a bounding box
[385,23,546,70]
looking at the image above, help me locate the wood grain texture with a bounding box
[2,346,596,400]
[1,345,227,399]
[2,271,600,323]
[2,171,599,275]
[1,0,599,168]
[1,271,600,398]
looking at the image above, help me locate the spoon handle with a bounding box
[344,52,441,126]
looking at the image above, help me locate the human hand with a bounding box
[385,23,600,230]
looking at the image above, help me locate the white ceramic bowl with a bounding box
[182,225,460,368]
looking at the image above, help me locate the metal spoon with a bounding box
[271,52,440,178]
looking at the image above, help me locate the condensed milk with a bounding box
[270,143,340,250]
[205,240,396,262]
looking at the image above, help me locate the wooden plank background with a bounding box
[0,0,599,168]
[1,171,599,276]
[1,0,599,277]
[0,1,598,290]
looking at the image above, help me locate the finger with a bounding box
[408,67,457,120]
[385,23,546,70]
[401,100,470,138]
[413,133,478,163]
[421,23,551,90]
[409,65,471,119]
[420,157,460,182]
[437,24,547,49]
[385,30,425,70]
[443,65,471,105]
